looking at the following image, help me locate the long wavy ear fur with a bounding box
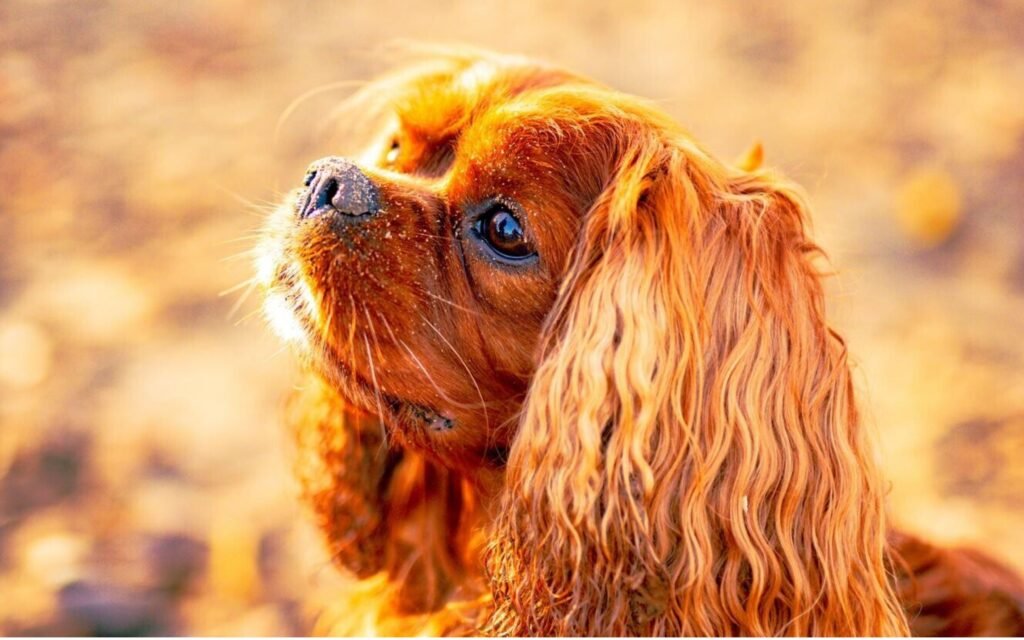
[484,135,910,635]
[288,375,481,625]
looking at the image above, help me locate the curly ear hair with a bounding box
[483,134,910,635]
[288,376,484,631]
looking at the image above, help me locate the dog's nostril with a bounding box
[303,170,316,187]
[316,178,339,211]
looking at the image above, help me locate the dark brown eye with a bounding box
[474,204,534,260]
[384,138,400,165]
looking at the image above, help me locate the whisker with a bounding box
[215,233,268,247]
[270,344,290,360]
[378,313,400,345]
[418,312,489,429]
[211,183,283,219]
[408,231,455,242]
[219,276,259,297]
[362,333,388,431]
[233,306,264,327]
[345,295,361,407]
[275,80,366,146]
[362,304,391,448]
[320,79,389,141]
[494,408,523,432]
[323,296,336,344]
[362,305,387,362]
[220,250,260,264]
[395,338,463,408]
[377,313,475,411]
[225,278,259,321]
[423,290,481,317]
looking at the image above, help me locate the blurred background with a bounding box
[1,0,1022,634]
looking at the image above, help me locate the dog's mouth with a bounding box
[259,249,515,469]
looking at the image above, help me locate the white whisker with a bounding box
[423,290,481,316]
[418,312,489,428]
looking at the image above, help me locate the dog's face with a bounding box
[258,55,618,470]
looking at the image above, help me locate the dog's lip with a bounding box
[342,369,457,434]
[341,370,457,435]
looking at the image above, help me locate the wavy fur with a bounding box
[484,134,908,635]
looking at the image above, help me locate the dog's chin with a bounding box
[255,200,317,347]
[261,278,316,351]
[257,253,461,457]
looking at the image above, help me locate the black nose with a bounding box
[298,157,381,220]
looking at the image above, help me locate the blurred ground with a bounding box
[1,0,1023,634]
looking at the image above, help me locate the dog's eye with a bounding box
[384,138,400,166]
[474,204,534,260]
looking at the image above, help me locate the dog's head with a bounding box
[259,51,618,469]
[258,50,909,635]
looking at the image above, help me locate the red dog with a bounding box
[257,49,1024,635]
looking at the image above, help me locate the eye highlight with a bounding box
[473,202,535,261]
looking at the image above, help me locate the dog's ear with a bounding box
[288,375,480,628]
[484,137,909,635]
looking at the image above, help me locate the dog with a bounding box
[256,49,1024,635]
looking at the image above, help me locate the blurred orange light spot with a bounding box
[208,519,260,603]
[895,168,963,248]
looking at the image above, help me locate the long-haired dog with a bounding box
[257,49,1024,635]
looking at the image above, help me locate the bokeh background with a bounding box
[2,0,1023,634]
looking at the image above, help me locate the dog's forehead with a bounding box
[455,59,501,92]
[396,57,580,139]
[395,61,498,140]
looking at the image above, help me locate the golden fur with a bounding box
[257,48,1024,636]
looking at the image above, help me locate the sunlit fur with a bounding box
[482,132,908,635]
[258,48,1024,636]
